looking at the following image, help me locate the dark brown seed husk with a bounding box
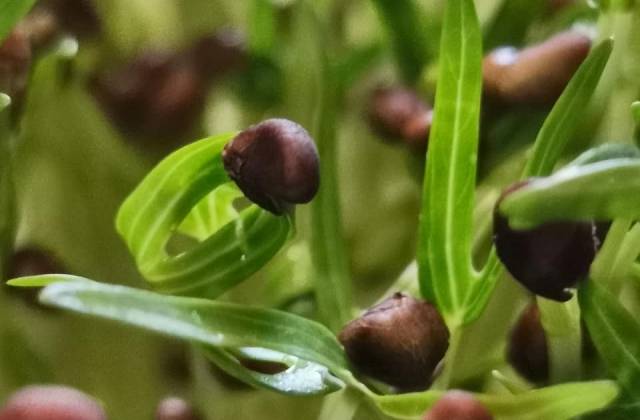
[222,118,320,215]
[493,180,600,301]
[423,391,493,420]
[507,303,549,382]
[338,292,449,391]
[368,86,432,151]
[0,385,106,420]
[483,31,591,105]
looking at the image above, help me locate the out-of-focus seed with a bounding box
[17,6,60,51]
[44,0,101,38]
[368,87,433,151]
[483,31,591,105]
[155,397,202,420]
[338,292,449,391]
[222,118,320,215]
[0,385,106,420]
[493,180,602,301]
[91,51,206,143]
[423,391,493,420]
[508,303,549,382]
[186,29,247,80]
[0,29,32,104]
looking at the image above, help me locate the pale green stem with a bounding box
[432,325,463,390]
[318,389,362,420]
[537,296,582,382]
[590,219,632,284]
[606,222,640,294]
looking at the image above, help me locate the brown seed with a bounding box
[44,0,101,38]
[508,303,549,382]
[91,51,206,144]
[338,293,449,391]
[483,31,591,105]
[493,180,601,301]
[0,385,106,420]
[368,87,432,151]
[222,118,320,215]
[423,391,493,420]
[186,29,247,80]
[155,397,202,420]
[0,29,32,104]
[17,6,61,51]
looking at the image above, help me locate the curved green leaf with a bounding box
[417,0,482,325]
[374,381,618,420]
[580,280,640,398]
[115,134,292,298]
[501,159,640,229]
[27,276,350,394]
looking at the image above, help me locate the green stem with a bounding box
[318,388,362,420]
[590,218,632,286]
[308,7,353,333]
[537,297,582,383]
[432,325,463,390]
[607,222,640,294]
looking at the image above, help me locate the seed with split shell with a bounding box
[338,292,449,391]
[423,391,493,420]
[222,118,320,215]
[368,86,433,151]
[0,385,106,420]
[508,303,549,382]
[493,180,602,301]
[483,31,591,105]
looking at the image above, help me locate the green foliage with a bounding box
[523,39,614,178]
[0,0,36,42]
[27,276,349,396]
[373,381,619,420]
[370,0,429,84]
[501,158,640,228]
[115,134,292,298]
[417,0,483,326]
[580,281,640,399]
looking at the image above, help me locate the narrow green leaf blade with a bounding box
[418,0,482,322]
[501,159,640,228]
[524,39,613,177]
[374,381,618,420]
[0,0,36,42]
[580,280,640,398]
[36,277,350,384]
